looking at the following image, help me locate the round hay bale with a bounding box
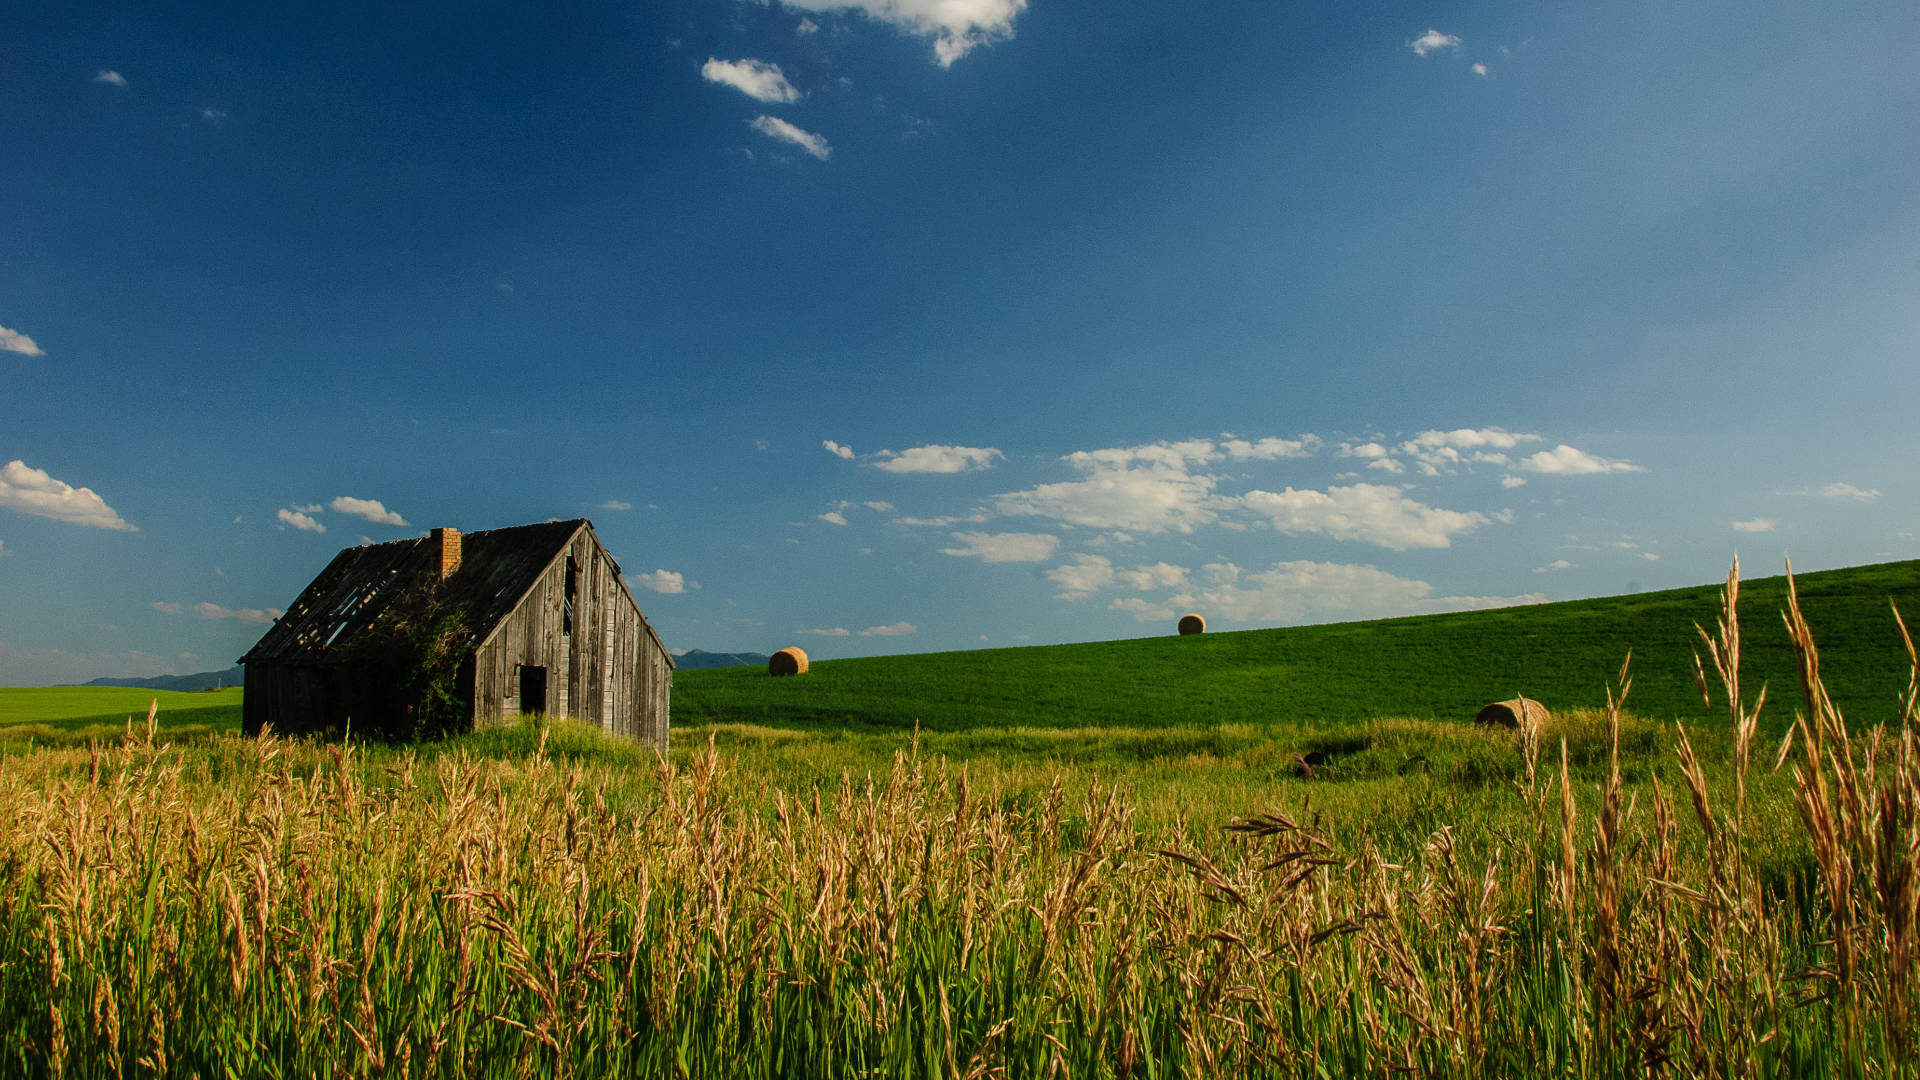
[1177,613,1206,636]
[1474,697,1550,733]
[768,647,809,677]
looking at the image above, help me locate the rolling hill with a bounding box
[671,558,1920,736]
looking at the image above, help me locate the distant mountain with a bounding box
[80,667,245,692]
[672,650,770,671]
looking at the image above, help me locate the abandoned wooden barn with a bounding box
[239,519,671,748]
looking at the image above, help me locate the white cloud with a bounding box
[994,442,1226,534]
[1409,29,1462,56]
[784,0,1028,67]
[0,461,135,531]
[603,500,634,511]
[192,602,280,625]
[1047,554,1114,599]
[1221,435,1319,461]
[701,57,802,103]
[1109,559,1543,624]
[797,17,820,34]
[0,326,46,357]
[800,626,851,636]
[1641,552,1662,561]
[1115,561,1191,591]
[1471,62,1489,77]
[329,496,408,527]
[151,601,183,614]
[1519,444,1645,475]
[860,621,918,637]
[1398,428,1537,473]
[1501,474,1526,488]
[1821,482,1880,501]
[863,500,894,512]
[94,70,127,87]
[1240,483,1488,550]
[893,511,990,527]
[749,115,831,159]
[998,469,1222,534]
[1733,518,1778,533]
[941,530,1060,563]
[819,511,849,526]
[1533,560,1575,573]
[1050,555,1192,599]
[823,439,856,460]
[630,569,689,594]
[873,444,1002,474]
[199,106,228,124]
[277,507,325,533]
[291,503,323,514]
[1342,442,1391,459]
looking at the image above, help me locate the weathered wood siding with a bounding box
[469,527,670,751]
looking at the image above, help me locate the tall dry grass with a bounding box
[0,560,1915,1077]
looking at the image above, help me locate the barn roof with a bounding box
[240,519,655,667]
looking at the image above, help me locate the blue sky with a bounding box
[4,0,1918,684]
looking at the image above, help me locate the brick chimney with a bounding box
[430,527,462,579]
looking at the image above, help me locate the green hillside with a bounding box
[673,559,1920,736]
[0,686,242,747]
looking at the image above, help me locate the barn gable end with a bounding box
[239,519,671,748]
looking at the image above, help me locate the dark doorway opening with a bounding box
[518,665,547,717]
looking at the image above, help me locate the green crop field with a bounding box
[1,559,1917,1077]
[0,685,241,750]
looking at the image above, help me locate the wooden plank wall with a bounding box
[469,528,670,751]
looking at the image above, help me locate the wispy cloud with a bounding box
[1240,483,1488,550]
[893,511,990,527]
[1732,518,1777,533]
[1532,560,1575,573]
[860,621,917,637]
[630,569,691,594]
[0,461,135,531]
[940,531,1060,563]
[749,115,831,159]
[873,445,1003,474]
[1821,482,1880,502]
[784,0,1028,67]
[151,601,183,614]
[329,496,408,527]
[823,439,856,460]
[0,325,46,356]
[277,507,324,533]
[93,70,127,87]
[1109,559,1543,624]
[602,500,633,511]
[1048,554,1191,599]
[191,602,281,625]
[1518,445,1645,475]
[199,106,228,125]
[1409,29,1462,56]
[819,510,849,526]
[1398,428,1536,474]
[1048,554,1115,599]
[800,626,851,636]
[702,57,802,103]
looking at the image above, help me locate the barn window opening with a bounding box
[518,665,547,716]
[563,555,578,635]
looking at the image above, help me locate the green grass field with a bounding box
[1,559,1916,1076]
[669,558,1920,785]
[0,685,241,749]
